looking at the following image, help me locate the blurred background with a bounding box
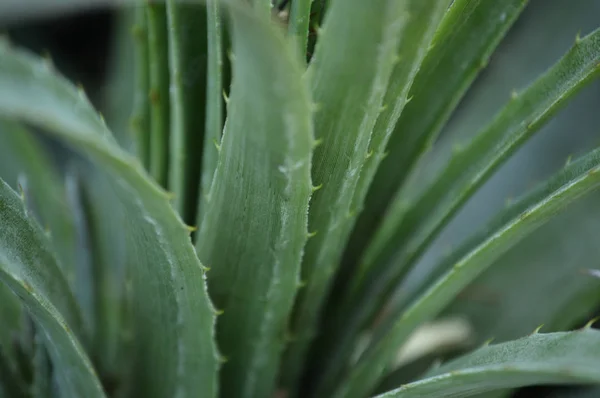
[2,0,600,396]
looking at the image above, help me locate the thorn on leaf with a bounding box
[530,324,544,335]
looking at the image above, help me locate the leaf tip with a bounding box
[511,89,518,100]
[365,149,374,159]
[307,230,318,239]
[575,31,582,45]
[311,183,323,193]
[312,138,323,148]
[482,337,495,347]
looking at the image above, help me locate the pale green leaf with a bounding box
[376,330,600,398]
[197,0,224,227]
[0,39,219,397]
[0,179,104,397]
[354,27,600,348]
[196,7,313,397]
[348,0,528,271]
[335,145,600,398]
[282,0,410,389]
[312,1,453,394]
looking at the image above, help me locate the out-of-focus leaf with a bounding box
[335,146,600,398]
[146,3,170,187]
[352,28,600,354]
[0,179,104,397]
[196,7,313,398]
[166,0,207,224]
[0,38,219,397]
[131,6,151,169]
[375,330,600,398]
[444,191,600,344]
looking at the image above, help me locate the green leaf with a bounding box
[146,3,171,187]
[443,191,600,345]
[0,344,27,398]
[353,27,600,347]
[102,10,136,151]
[166,0,208,224]
[282,0,410,390]
[311,0,452,393]
[0,179,104,397]
[375,329,600,398]
[287,0,312,59]
[196,7,313,398]
[347,0,528,272]
[197,0,224,227]
[334,145,600,398]
[0,120,78,289]
[0,38,219,397]
[131,6,151,169]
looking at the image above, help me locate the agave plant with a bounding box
[1,0,600,397]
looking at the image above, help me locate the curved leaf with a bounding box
[334,146,600,398]
[376,329,600,398]
[348,0,528,263]
[312,0,453,394]
[353,27,600,348]
[196,7,313,398]
[0,179,104,397]
[0,37,219,397]
[282,0,410,389]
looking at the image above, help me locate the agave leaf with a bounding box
[0,179,104,397]
[282,0,409,389]
[347,0,528,271]
[352,27,600,348]
[166,0,208,224]
[131,6,151,169]
[287,0,312,58]
[0,344,27,398]
[71,165,129,380]
[375,329,600,398]
[196,7,313,397]
[102,10,135,151]
[31,326,52,398]
[0,120,79,359]
[146,3,170,187]
[0,120,77,288]
[443,192,600,345]
[311,1,452,393]
[335,146,600,398]
[197,0,224,227]
[0,38,218,397]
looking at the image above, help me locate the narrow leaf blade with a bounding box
[336,145,600,398]
[0,39,219,398]
[196,7,313,398]
[376,330,600,398]
[0,179,104,397]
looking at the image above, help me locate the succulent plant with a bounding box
[0,0,600,397]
